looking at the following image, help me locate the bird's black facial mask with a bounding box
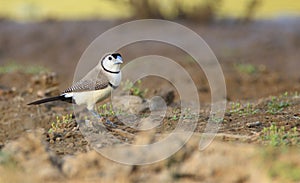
[112,53,123,65]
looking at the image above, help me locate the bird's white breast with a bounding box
[106,72,122,87]
[72,86,112,110]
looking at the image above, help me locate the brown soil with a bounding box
[0,20,300,183]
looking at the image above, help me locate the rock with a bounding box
[62,150,132,182]
[160,90,175,105]
[2,130,62,181]
[31,72,58,87]
[246,121,262,128]
[112,95,149,114]
[64,131,72,138]
[56,137,61,141]
[177,139,269,183]
[37,86,59,97]
[0,85,15,96]
[66,143,74,148]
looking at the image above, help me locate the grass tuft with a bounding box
[122,79,148,98]
[229,102,259,116]
[234,63,257,74]
[48,113,73,133]
[97,103,119,118]
[267,94,290,115]
[261,124,299,146]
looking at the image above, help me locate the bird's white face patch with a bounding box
[101,53,123,73]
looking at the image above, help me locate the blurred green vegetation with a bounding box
[0,0,300,21]
[0,62,48,74]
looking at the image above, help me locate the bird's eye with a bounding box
[108,56,112,60]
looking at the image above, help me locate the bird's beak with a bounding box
[115,56,123,64]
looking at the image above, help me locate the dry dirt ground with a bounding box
[0,20,300,183]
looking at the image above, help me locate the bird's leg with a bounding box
[90,109,101,119]
[90,109,116,128]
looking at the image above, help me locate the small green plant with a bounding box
[182,108,198,120]
[261,124,299,146]
[48,113,73,133]
[229,102,259,116]
[278,91,299,99]
[97,103,123,118]
[169,108,198,121]
[171,114,178,121]
[281,91,289,97]
[293,91,299,98]
[170,108,180,121]
[267,96,290,114]
[97,103,115,118]
[234,63,257,74]
[122,79,148,98]
[0,62,48,74]
[210,116,223,123]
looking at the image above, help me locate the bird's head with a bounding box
[101,53,123,74]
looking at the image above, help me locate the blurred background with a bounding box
[0,0,299,101]
[1,0,300,21]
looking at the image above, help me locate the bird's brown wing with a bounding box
[63,70,110,93]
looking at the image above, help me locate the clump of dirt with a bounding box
[0,129,268,183]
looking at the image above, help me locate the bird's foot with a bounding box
[104,119,117,128]
[88,110,116,128]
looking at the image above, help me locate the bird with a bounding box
[28,52,123,126]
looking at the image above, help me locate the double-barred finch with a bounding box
[28,53,123,120]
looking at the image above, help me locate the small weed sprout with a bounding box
[171,114,178,121]
[229,102,259,116]
[182,108,198,120]
[122,79,148,98]
[285,91,300,99]
[210,116,223,123]
[229,102,241,113]
[261,124,299,146]
[48,113,73,133]
[282,91,288,97]
[267,96,290,114]
[170,108,180,121]
[97,103,122,118]
[169,108,198,121]
[293,91,299,98]
[234,63,257,74]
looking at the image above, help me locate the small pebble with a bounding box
[67,143,74,148]
[64,132,72,138]
[246,121,261,128]
[37,90,45,97]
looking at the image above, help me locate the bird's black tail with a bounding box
[27,95,65,105]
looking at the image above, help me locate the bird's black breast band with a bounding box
[109,82,118,89]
